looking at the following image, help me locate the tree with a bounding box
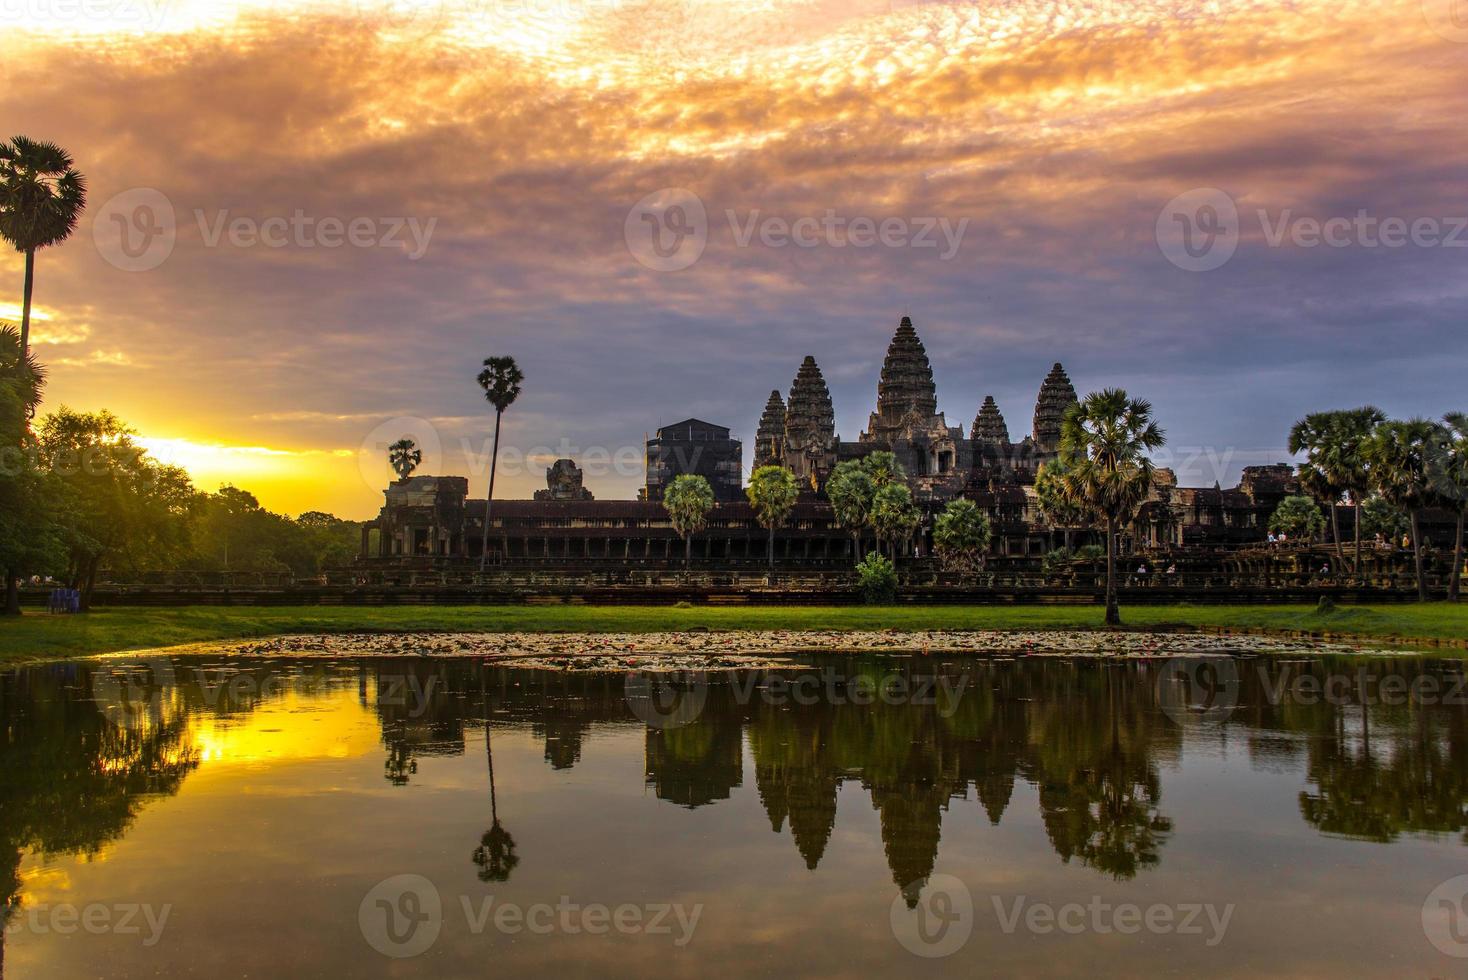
[860,450,904,488]
[35,408,197,608]
[932,498,992,577]
[663,473,714,567]
[475,356,523,571]
[826,459,876,562]
[1034,457,1086,551]
[1289,407,1383,576]
[871,482,921,566]
[1358,495,1408,542]
[746,465,799,571]
[0,324,61,613]
[387,438,421,480]
[1269,495,1326,541]
[1431,413,1468,602]
[1059,389,1166,626]
[0,137,86,360]
[1364,418,1443,602]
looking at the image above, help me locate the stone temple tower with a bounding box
[784,356,837,488]
[873,316,938,427]
[754,390,786,468]
[970,395,1010,444]
[1032,363,1078,456]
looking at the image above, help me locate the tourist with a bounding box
[1267,531,1277,547]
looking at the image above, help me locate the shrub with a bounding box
[855,553,897,604]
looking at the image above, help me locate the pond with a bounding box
[4,648,1468,976]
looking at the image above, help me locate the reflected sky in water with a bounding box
[4,653,1468,977]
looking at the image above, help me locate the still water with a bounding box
[5,651,1468,977]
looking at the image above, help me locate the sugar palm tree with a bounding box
[1288,411,1348,566]
[932,497,991,577]
[1059,389,1166,626]
[387,438,421,480]
[1034,457,1086,551]
[1432,413,1467,602]
[663,473,714,567]
[474,676,518,882]
[871,482,921,565]
[1364,418,1443,602]
[475,356,523,571]
[0,137,86,361]
[746,465,799,571]
[1289,407,1384,577]
[825,459,875,562]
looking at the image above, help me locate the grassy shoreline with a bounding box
[1,603,1465,663]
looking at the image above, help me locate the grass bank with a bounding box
[1,603,1465,663]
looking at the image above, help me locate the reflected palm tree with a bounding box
[473,677,518,882]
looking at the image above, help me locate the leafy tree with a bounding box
[871,482,921,565]
[1289,407,1383,576]
[1034,457,1086,551]
[825,459,876,562]
[1269,495,1326,541]
[1364,418,1444,602]
[855,553,897,603]
[35,408,197,607]
[0,137,86,360]
[860,450,904,488]
[746,465,799,571]
[1431,413,1468,602]
[475,356,523,571]
[932,498,991,577]
[0,323,62,613]
[387,438,421,480]
[1059,389,1166,626]
[663,473,715,567]
[1358,495,1408,542]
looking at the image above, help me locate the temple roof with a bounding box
[970,395,1010,443]
[785,356,835,444]
[875,316,938,425]
[754,390,787,467]
[1032,362,1078,450]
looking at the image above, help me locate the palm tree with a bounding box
[474,677,518,882]
[871,482,921,565]
[746,465,799,572]
[0,137,86,361]
[1364,418,1443,602]
[1431,413,1467,602]
[1289,407,1383,577]
[1288,411,1348,566]
[825,459,875,562]
[475,356,523,571]
[663,473,714,567]
[387,438,421,480]
[0,322,48,615]
[1059,389,1166,626]
[1034,457,1086,551]
[932,498,992,577]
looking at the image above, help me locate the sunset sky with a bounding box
[4,0,1465,518]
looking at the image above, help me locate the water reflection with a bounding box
[4,652,1468,971]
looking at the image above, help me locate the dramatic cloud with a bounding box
[3,0,1465,515]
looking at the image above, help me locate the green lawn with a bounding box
[1,603,1465,662]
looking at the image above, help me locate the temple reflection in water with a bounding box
[7,653,1468,950]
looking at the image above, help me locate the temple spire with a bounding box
[1032,362,1078,454]
[970,395,1010,444]
[754,390,786,468]
[875,316,938,425]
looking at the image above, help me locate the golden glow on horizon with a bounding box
[190,686,381,767]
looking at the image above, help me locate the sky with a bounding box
[3,0,1466,519]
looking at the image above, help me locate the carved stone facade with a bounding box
[534,458,593,501]
[754,390,786,469]
[783,356,838,490]
[643,418,744,502]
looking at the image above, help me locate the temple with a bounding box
[360,316,1305,565]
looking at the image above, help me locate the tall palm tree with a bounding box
[1059,389,1166,626]
[663,473,715,567]
[0,322,47,615]
[475,356,523,571]
[1364,418,1443,602]
[826,459,875,562]
[1288,411,1348,568]
[1289,407,1384,578]
[1432,413,1468,602]
[0,137,86,361]
[746,465,799,572]
[387,437,421,480]
[474,675,518,882]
